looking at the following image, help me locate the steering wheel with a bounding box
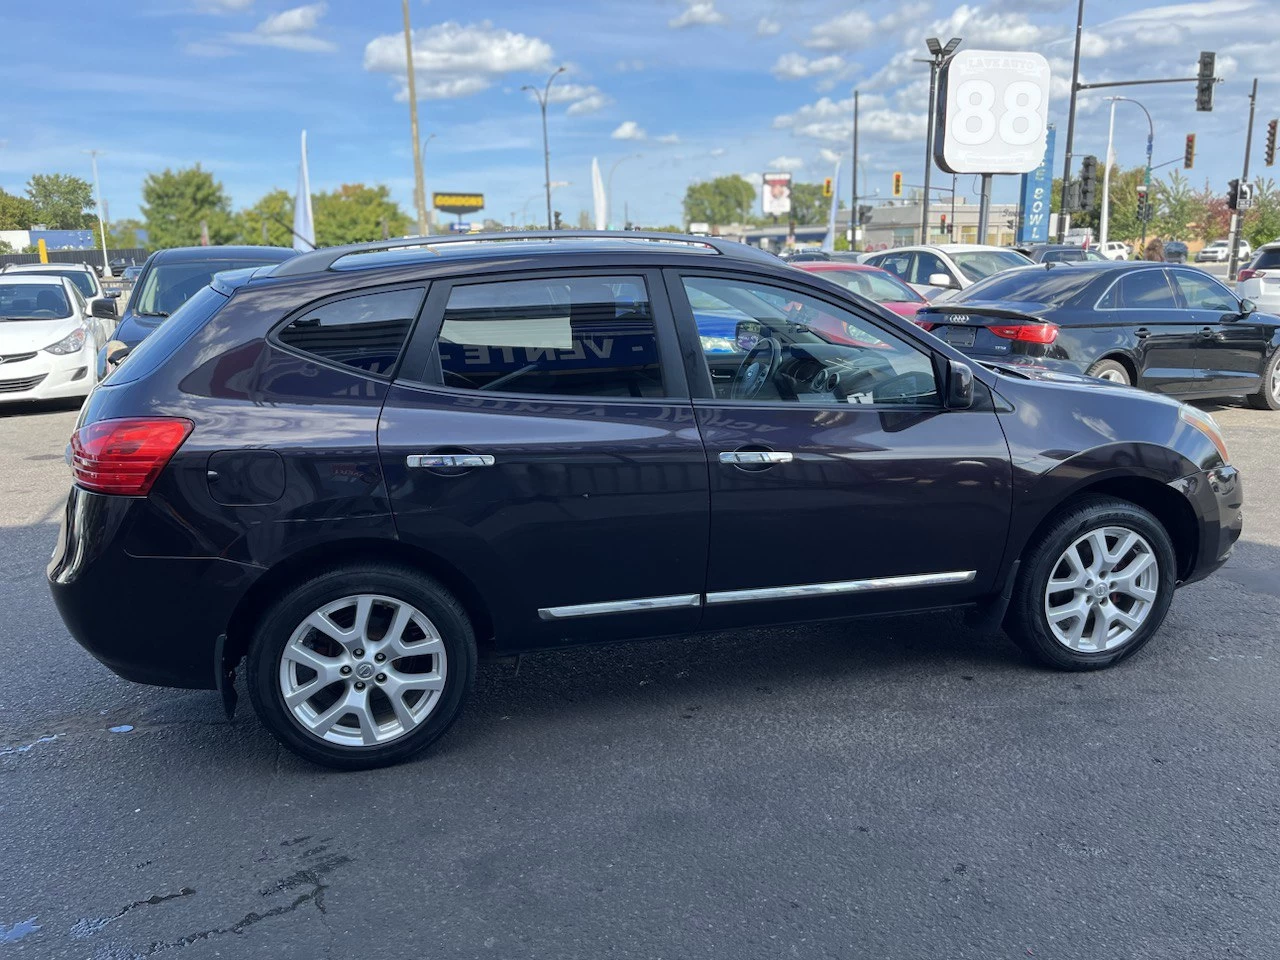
[731,336,781,400]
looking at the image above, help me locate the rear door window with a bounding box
[1170,270,1237,311]
[277,287,424,376]
[1114,270,1177,309]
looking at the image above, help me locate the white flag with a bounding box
[293,130,315,251]
[592,158,607,231]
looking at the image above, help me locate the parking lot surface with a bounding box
[2,397,1278,959]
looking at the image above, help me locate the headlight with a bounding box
[1180,404,1230,465]
[44,327,87,356]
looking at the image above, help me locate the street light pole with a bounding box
[1057,0,1086,242]
[1228,78,1258,282]
[421,133,436,232]
[83,149,111,276]
[851,90,859,250]
[523,67,566,230]
[919,37,961,245]
[401,0,428,237]
[1099,99,1118,247]
[607,153,640,229]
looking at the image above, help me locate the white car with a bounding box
[1237,242,1280,311]
[0,275,117,403]
[1098,241,1131,261]
[860,244,1034,300]
[1195,238,1252,263]
[0,261,118,318]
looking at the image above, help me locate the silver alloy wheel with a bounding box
[278,594,447,747]
[1271,359,1280,404]
[1043,525,1159,652]
[1096,368,1127,384]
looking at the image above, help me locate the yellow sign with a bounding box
[892,172,903,198]
[822,178,833,198]
[37,238,49,263]
[433,192,485,214]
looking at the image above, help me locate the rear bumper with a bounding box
[47,485,260,689]
[1171,465,1243,586]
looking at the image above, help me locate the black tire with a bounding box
[1244,349,1280,410]
[1005,496,1177,671]
[1085,358,1131,385]
[247,563,476,770]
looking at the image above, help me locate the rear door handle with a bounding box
[1200,326,1215,339]
[1134,327,1150,339]
[406,454,495,468]
[719,451,793,465]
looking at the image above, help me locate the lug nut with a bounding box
[374,653,386,663]
[376,673,386,683]
[354,681,366,691]
[354,648,365,658]
[340,665,352,675]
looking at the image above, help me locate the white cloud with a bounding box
[614,58,645,72]
[775,95,926,144]
[656,133,681,144]
[757,18,782,37]
[907,4,1054,51]
[567,93,611,115]
[416,76,490,100]
[709,147,726,157]
[197,0,253,10]
[612,121,647,140]
[772,53,845,80]
[541,82,612,115]
[805,10,874,51]
[819,148,843,164]
[227,3,335,52]
[767,155,805,171]
[669,1,726,29]
[365,20,554,100]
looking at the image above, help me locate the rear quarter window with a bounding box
[105,284,228,385]
[276,287,424,376]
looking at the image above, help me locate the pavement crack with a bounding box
[71,889,196,940]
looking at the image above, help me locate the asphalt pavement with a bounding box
[2,396,1279,960]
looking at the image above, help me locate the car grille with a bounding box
[0,352,38,365]
[0,374,47,394]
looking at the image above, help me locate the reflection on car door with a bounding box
[1100,268,1200,394]
[666,268,1012,631]
[378,270,709,651]
[1168,267,1268,395]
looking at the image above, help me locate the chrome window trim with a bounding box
[704,570,976,605]
[538,593,702,620]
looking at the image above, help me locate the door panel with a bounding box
[1169,268,1268,394]
[1103,269,1201,393]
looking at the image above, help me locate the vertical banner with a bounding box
[1017,126,1055,245]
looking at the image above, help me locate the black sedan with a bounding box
[916,261,1280,410]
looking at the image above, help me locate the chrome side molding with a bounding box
[704,570,976,605]
[406,454,495,469]
[538,593,703,621]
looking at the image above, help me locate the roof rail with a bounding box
[270,230,779,277]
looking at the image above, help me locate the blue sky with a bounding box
[1,0,1275,229]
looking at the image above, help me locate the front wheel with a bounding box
[1005,496,1177,670]
[1244,349,1280,410]
[246,564,476,769]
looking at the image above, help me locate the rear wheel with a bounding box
[247,564,476,769]
[1006,496,1177,670]
[1086,358,1131,385]
[1244,349,1280,410]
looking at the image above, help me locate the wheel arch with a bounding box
[1089,352,1138,384]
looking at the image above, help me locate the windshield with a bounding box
[132,259,276,318]
[954,268,1093,307]
[950,250,1033,281]
[816,268,923,303]
[7,269,95,298]
[0,282,72,320]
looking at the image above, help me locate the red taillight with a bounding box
[913,319,936,331]
[1237,269,1256,281]
[988,322,1059,344]
[70,418,193,496]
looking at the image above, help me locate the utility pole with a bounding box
[851,90,859,250]
[401,0,428,236]
[1057,0,1086,242]
[523,68,566,230]
[84,149,111,276]
[1228,77,1258,282]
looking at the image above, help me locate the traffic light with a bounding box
[892,171,903,197]
[1228,178,1240,210]
[940,213,948,235]
[553,210,563,230]
[1079,155,1098,209]
[1197,51,1216,112]
[822,177,833,198]
[1184,134,1196,169]
[1266,120,1277,167]
[1136,184,1150,222]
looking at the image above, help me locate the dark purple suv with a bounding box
[49,233,1243,769]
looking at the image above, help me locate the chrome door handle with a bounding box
[719,451,793,465]
[406,454,495,468]
[1134,327,1150,339]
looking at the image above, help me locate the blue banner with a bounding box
[1017,126,1055,245]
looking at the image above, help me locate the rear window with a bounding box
[7,269,95,298]
[105,285,228,385]
[955,268,1093,307]
[1251,248,1280,270]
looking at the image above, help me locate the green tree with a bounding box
[238,189,296,246]
[683,175,756,226]
[0,187,35,229]
[311,183,410,247]
[0,238,13,254]
[108,218,145,248]
[788,182,833,225]
[1241,177,1280,249]
[25,173,95,229]
[1156,170,1200,240]
[141,165,236,249]
[1191,182,1231,245]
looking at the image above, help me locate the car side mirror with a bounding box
[735,320,762,351]
[945,358,974,409]
[91,299,118,320]
[928,272,955,288]
[104,341,132,370]
[1239,298,1257,317]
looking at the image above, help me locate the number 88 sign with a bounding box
[935,50,1051,175]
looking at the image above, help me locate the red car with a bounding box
[792,261,928,320]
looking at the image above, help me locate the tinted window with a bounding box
[1171,270,1237,311]
[7,269,95,298]
[0,282,71,319]
[913,252,950,284]
[105,285,228,385]
[434,276,663,398]
[1251,248,1280,270]
[950,250,1033,281]
[1042,248,1086,262]
[869,253,912,282]
[956,268,1092,307]
[133,259,282,318]
[1114,270,1176,309]
[278,288,423,376]
[816,268,923,303]
[682,275,938,407]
